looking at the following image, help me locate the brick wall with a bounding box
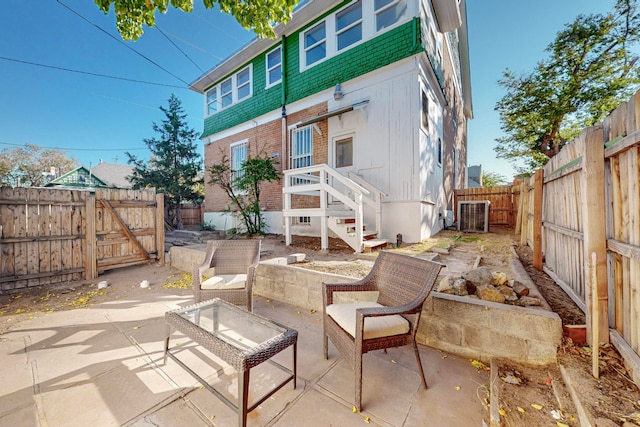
[204,102,329,213]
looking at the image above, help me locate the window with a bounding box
[336,1,362,51]
[294,216,312,225]
[206,87,218,115]
[375,0,408,32]
[230,141,247,186]
[204,65,252,116]
[421,89,429,129]
[220,78,233,108]
[236,68,251,100]
[335,137,353,167]
[304,21,326,66]
[290,125,314,184]
[266,46,282,87]
[437,138,442,166]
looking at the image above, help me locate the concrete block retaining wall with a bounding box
[418,293,562,365]
[170,246,563,365]
[255,261,563,365]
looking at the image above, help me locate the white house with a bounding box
[190,0,473,251]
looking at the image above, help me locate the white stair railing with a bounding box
[283,164,379,252]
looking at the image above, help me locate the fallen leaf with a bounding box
[556,423,569,427]
[531,403,543,410]
[391,360,397,364]
[499,409,507,416]
[133,326,139,330]
[364,417,370,423]
[470,359,489,371]
[455,386,461,391]
[517,407,525,413]
[352,406,357,413]
[545,376,552,385]
[442,355,448,359]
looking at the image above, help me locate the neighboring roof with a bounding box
[45,166,108,188]
[90,162,135,188]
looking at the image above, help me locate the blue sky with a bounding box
[0,0,619,180]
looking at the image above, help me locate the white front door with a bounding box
[329,133,356,204]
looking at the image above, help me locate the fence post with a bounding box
[533,169,544,270]
[85,194,96,279]
[156,193,165,265]
[583,124,609,345]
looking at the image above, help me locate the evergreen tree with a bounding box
[127,94,203,229]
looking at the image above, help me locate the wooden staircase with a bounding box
[282,165,388,253]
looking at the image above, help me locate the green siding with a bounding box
[202,18,422,138]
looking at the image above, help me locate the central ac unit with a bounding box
[457,200,490,233]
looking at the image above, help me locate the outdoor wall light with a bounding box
[333,83,344,101]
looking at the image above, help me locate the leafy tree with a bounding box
[0,143,78,187]
[94,0,299,40]
[127,94,203,229]
[208,149,279,236]
[481,171,508,188]
[495,0,640,173]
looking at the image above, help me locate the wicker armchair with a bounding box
[322,251,442,411]
[193,239,261,311]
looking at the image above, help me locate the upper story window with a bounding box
[336,1,362,51]
[300,0,412,71]
[375,0,408,32]
[266,46,282,87]
[304,22,327,66]
[204,65,252,117]
[206,87,218,115]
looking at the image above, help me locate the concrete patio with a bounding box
[0,289,489,426]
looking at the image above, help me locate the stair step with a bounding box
[362,239,388,251]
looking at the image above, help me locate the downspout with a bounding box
[280,35,288,171]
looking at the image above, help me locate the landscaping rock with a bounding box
[491,271,508,286]
[438,276,455,293]
[463,266,493,287]
[452,278,469,296]
[476,285,506,303]
[497,285,518,302]
[518,296,541,307]
[512,280,530,297]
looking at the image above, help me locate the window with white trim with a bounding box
[335,137,353,167]
[304,21,327,66]
[236,68,251,100]
[220,78,233,108]
[374,0,408,32]
[266,46,282,87]
[290,125,314,184]
[204,65,252,116]
[336,1,362,51]
[230,141,247,187]
[206,87,218,115]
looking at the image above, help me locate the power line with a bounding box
[56,0,191,86]
[154,28,225,61]
[0,141,149,152]
[155,25,208,74]
[0,56,187,89]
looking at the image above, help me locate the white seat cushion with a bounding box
[201,274,247,290]
[326,301,410,340]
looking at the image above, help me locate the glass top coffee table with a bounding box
[164,298,297,427]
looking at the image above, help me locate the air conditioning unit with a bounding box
[457,201,490,233]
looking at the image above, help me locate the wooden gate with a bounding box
[92,188,164,276]
[1,187,164,291]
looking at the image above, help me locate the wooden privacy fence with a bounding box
[454,184,521,227]
[179,204,204,227]
[517,90,640,381]
[0,187,164,291]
